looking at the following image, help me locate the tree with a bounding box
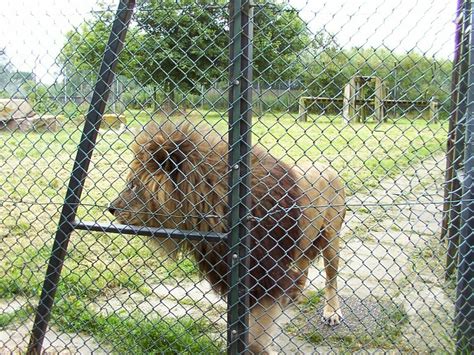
[301,46,452,118]
[59,7,144,112]
[302,48,352,98]
[21,80,58,114]
[60,10,140,78]
[134,0,228,113]
[59,0,313,113]
[253,3,311,85]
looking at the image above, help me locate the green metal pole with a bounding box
[227,0,253,353]
[454,2,474,351]
[446,0,470,279]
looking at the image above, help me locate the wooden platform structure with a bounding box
[298,76,439,123]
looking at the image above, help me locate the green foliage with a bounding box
[62,101,88,119]
[60,12,117,74]
[0,306,33,329]
[253,2,312,83]
[135,0,228,92]
[302,46,351,97]
[58,6,452,118]
[302,47,452,117]
[59,0,312,112]
[20,80,58,115]
[59,10,141,109]
[120,85,156,109]
[301,290,324,309]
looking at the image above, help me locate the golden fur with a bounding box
[109,121,345,354]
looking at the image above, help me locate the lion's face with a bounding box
[110,148,184,225]
[109,176,150,226]
[108,121,226,230]
[108,124,181,226]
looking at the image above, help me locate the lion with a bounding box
[109,121,345,354]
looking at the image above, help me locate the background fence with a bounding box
[0,0,472,353]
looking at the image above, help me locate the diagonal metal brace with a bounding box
[27,1,136,353]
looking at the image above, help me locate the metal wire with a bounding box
[3,197,470,210]
[0,0,471,354]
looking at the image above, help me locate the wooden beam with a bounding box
[296,96,439,122]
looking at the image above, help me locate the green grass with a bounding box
[0,240,211,352]
[300,289,324,309]
[411,236,456,296]
[0,244,52,298]
[333,306,408,352]
[0,110,447,206]
[123,110,447,194]
[0,306,34,329]
[0,109,447,351]
[0,236,199,300]
[53,297,223,354]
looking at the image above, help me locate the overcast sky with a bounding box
[0,0,457,84]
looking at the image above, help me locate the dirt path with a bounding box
[0,156,454,353]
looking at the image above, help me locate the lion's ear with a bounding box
[138,139,187,174]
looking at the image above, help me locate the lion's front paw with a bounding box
[321,307,342,326]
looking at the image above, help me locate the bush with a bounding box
[21,80,58,114]
[61,101,88,119]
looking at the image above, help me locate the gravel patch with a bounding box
[287,296,407,350]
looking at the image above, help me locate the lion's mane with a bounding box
[120,121,306,305]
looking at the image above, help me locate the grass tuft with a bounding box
[0,305,34,329]
[53,297,224,354]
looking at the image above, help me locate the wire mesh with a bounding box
[0,0,471,353]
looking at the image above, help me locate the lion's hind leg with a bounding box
[321,225,343,326]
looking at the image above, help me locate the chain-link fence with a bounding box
[1,0,472,353]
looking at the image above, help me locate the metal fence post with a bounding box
[442,0,465,242]
[26,1,135,353]
[227,0,253,353]
[446,0,471,279]
[455,2,474,352]
[0,0,465,353]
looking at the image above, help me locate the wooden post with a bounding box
[429,99,439,123]
[342,82,352,122]
[374,76,386,122]
[298,97,308,122]
[354,78,361,123]
[347,77,358,123]
[360,78,369,122]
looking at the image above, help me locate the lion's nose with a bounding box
[108,204,117,216]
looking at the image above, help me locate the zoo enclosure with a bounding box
[0,0,473,353]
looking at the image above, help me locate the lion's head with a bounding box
[109,121,229,233]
